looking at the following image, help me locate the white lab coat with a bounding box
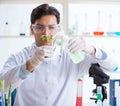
[0,43,117,106]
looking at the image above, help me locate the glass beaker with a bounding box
[63,36,85,64]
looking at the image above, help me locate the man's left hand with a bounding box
[68,37,96,55]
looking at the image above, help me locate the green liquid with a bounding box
[69,52,85,64]
[97,94,103,100]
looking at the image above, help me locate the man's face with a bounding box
[31,15,59,47]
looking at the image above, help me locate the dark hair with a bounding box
[31,4,60,24]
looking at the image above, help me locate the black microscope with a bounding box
[89,63,110,103]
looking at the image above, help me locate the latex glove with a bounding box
[30,46,53,68]
[68,37,94,54]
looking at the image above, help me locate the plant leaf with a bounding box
[0,80,4,90]
[8,82,12,106]
[40,35,46,41]
[47,35,53,42]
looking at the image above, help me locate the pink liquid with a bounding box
[76,97,82,106]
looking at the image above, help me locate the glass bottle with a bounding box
[4,22,10,36]
[19,21,26,36]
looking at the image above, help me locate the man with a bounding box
[0,4,117,106]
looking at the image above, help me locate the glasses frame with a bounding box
[31,24,60,34]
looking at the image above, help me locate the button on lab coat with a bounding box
[0,43,117,106]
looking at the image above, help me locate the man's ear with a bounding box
[30,25,33,35]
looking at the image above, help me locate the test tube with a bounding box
[97,86,102,106]
[76,79,83,106]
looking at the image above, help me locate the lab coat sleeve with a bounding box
[0,53,31,92]
[92,47,118,72]
[19,63,31,79]
[77,47,118,76]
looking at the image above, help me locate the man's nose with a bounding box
[42,27,50,37]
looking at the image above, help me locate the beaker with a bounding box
[63,36,85,64]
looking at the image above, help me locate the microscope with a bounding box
[89,63,110,103]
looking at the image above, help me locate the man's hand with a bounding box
[68,37,96,55]
[27,46,53,72]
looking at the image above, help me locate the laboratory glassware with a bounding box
[114,11,120,36]
[19,21,26,36]
[63,36,85,64]
[106,14,114,36]
[93,10,104,36]
[76,79,83,106]
[82,13,90,36]
[97,86,102,106]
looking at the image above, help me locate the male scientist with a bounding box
[0,3,117,106]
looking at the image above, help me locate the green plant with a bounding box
[8,82,12,106]
[40,35,53,42]
[0,80,4,90]
[47,35,53,42]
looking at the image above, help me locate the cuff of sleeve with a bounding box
[19,63,31,79]
[95,48,107,59]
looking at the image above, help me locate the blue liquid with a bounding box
[106,32,114,36]
[114,32,120,36]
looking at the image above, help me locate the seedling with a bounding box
[0,80,4,90]
[40,35,53,42]
[47,35,53,42]
[40,35,46,42]
[8,82,12,106]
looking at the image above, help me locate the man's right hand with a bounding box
[28,46,53,71]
